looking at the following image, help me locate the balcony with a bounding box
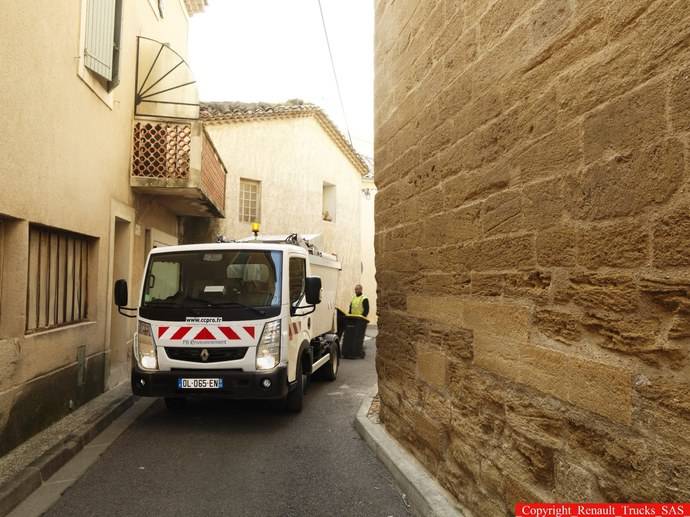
[130,119,226,217]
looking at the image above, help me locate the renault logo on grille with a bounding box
[200,349,210,362]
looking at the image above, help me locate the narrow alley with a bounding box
[15,339,410,517]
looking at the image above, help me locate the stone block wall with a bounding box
[374,0,690,514]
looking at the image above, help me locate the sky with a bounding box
[188,0,374,161]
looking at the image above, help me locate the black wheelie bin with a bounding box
[339,309,369,359]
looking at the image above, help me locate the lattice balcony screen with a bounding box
[132,121,192,179]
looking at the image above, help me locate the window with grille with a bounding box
[239,179,261,223]
[26,225,91,333]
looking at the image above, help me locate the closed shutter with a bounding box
[84,0,117,81]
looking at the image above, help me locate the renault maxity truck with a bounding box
[114,234,341,412]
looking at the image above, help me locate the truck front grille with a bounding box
[165,347,248,363]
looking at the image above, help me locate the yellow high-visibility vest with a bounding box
[350,295,368,316]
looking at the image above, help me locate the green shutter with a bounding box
[84,0,117,81]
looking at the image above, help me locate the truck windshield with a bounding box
[142,250,282,310]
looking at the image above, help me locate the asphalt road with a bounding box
[45,338,411,517]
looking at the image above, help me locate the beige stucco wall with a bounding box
[206,117,369,312]
[0,0,194,452]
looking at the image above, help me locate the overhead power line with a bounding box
[317,0,353,147]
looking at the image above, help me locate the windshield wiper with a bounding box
[181,295,222,306]
[145,296,212,307]
[211,301,267,316]
[145,300,181,306]
[182,296,267,316]
[148,296,267,316]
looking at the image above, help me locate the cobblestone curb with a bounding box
[0,385,134,516]
[354,387,470,517]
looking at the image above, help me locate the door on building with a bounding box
[108,218,132,388]
[145,228,178,255]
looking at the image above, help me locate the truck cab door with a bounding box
[287,256,308,382]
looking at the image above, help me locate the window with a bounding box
[147,260,180,301]
[289,258,306,304]
[239,179,261,223]
[83,0,123,90]
[142,251,282,311]
[26,225,91,333]
[322,182,336,222]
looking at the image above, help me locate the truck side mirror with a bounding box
[305,277,322,305]
[114,279,128,307]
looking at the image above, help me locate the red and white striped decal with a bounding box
[288,321,301,340]
[156,325,257,341]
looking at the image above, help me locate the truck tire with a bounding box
[284,359,306,413]
[320,344,339,381]
[164,397,187,411]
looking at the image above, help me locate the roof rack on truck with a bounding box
[234,233,338,262]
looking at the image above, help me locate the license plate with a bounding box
[177,378,223,389]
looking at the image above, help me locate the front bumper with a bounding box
[131,365,289,399]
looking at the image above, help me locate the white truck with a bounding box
[113,234,341,412]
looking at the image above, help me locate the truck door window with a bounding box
[145,261,180,302]
[289,258,306,305]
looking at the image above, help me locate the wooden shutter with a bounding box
[84,0,117,81]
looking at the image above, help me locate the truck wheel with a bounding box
[320,345,339,381]
[284,360,305,413]
[164,397,187,411]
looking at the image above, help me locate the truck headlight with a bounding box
[256,320,280,370]
[135,321,158,371]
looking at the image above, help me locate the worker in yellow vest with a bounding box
[349,284,369,318]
